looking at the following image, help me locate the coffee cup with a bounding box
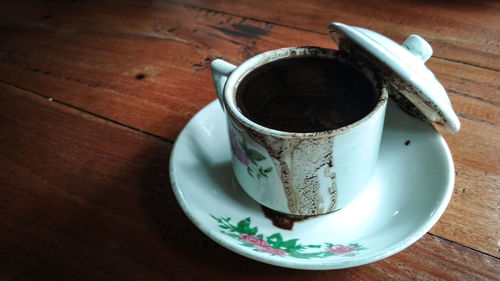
[210,23,460,216]
[211,46,387,216]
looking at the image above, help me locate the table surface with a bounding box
[1,0,499,280]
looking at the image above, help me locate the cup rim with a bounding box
[223,46,388,138]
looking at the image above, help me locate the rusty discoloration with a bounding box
[387,78,447,126]
[245,125,337,215]
[261,204,336,230]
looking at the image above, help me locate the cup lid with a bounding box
[328,22,460,133]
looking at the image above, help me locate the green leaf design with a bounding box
[280,239,299,250]
[267,233,283,248]
[210,214,221,223]
[263,167,273,173]
[247,166,254,177]
[210,215,366,259]
[248,226,258,236]
[240,139,248,150]
[231,133,273,180]
[247,149,266,162]
[236,217,251,234]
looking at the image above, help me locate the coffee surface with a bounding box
[236,57,378,133]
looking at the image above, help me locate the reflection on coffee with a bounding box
[236,57,378,133]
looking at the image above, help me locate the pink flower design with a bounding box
[326,244,358,255]
[213,216,366,259]
[229,131,249,166]
[238,234,288,256]
[239,234,269,248]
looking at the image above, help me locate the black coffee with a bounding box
[236,57,378,133]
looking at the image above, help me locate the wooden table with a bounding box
[1,0,498,280]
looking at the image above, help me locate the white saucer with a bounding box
[169,100,454,270]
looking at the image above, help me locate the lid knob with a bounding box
[402,35,433,62]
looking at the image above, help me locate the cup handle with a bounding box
[210,59,237,110]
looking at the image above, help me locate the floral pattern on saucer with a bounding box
[211,215,366,259]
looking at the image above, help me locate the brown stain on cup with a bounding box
[247,129,337,215]
[261,205,338,230]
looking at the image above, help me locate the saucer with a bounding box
[169,100,454,270]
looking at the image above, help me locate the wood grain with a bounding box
[0,0,498,256]
[147,235,500,281]
[428,58,500,126]
[0,0,497,134]
[0,82,175,280]
[432,120,500,256]
[0,0,333,141]
[0,1,499,279]
[177,0,500,70]
[0,0,307,140]
[0,82,498,281]
[431,163,500,259]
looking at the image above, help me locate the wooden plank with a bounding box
[428,59,500,126]
[432,120,500,257]
[0,82,174,280]
[0,0,335,141]
[0,0,498,256]
[431,164,500,260]
[428,59,500,105]
[0,83,498,281]
[0,0,497,135]
[176,0,500,70]
[0,2,500,125]
[148,235,500,281]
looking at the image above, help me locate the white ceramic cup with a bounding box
[211,46,388,215]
